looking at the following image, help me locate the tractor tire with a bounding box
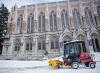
[85,62,89,67]
[89,62,96,69]
[71,62,79,69]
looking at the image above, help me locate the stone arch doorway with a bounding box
[13,37,22,57]
[63,35,72,43]
[25,37,33,52]
[91,33,100,52]
[77,34,87,52]
[49,35,60,58]
[37,35,46,52]
[14,38,21,52]
[49,35,59,51]
[59,34,72,55]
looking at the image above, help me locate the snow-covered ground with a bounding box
[0,53,100,73]
[94,52,100,62]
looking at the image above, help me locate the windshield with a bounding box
[64,42,81,57]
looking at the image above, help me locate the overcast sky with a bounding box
[0,0,66,11]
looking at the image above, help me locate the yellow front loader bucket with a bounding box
[48,60,63,69]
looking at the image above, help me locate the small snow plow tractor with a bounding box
[48,40,96,69]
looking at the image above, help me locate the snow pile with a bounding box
[0,56,63,68]
[0,60,48,68]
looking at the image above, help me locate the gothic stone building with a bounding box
[1,0,100,60]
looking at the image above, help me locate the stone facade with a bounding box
[1,0,100,60]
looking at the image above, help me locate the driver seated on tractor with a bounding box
[67,48,80,62]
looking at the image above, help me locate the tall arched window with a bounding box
[61,9,69,30]
[38,12,45,32]
[25,37,33,51]
[50,11,57,31]
[27,13,34,33]
[17,15,23,34]
[73,9,81,30]
[85,7,94,28]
